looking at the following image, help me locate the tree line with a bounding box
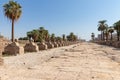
[19,27,78,42]
[92,20,120,41]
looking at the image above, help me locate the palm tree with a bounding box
[39,27,46,42]
[104,26,109,41]
[114,20,120,41]
[62,34,66,41]
[27,31,33,41]
[98,27,103,40]
[108,27,114,41]
[91,33,95,41]
[50,33,55,42]
[44,30,49,42]
[38,27,50,42]
[31,30,39,42]
[67,32,77,41]
[56,36,62,42]
[3,1,22,42]
[98,20,107,40]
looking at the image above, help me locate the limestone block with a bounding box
[24,42,39,52]
[38,42,47,50]
[4,42,24,55]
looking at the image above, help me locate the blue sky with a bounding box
[0,0,120,41]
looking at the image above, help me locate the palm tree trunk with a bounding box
[106,33,109,41]
[103,31,104,40]
[118,32,120,41]
[101,31,102,40]
[117,32,119,41]
[111,33,112,41]
[12,19,14,42]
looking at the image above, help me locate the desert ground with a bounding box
[0,42,120,80]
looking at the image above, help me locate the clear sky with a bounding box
[0,0,120,41]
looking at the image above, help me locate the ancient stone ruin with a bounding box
[60,41,64,46]
[52,42,58,48]
[0,36,10,65]
[4,42,24,55]
[46,41,54,49]
[24,42,39,52]
[0,37,9,53]
[57,41,62,47]
[37,42,47,50]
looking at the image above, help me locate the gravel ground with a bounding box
[0,42,120,80]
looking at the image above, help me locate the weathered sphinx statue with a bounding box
[52,41,58,48]
[4,40,24,55]
[37,40,48,50]
[46,41,54,49]
[24,40,39,52]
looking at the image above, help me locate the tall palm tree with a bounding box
[104,26,109,41]
[56,36,62,42]
[98,20,107,40]
[38,27,50,42]
[3,1,22,42]
[91,33,95,41]
[108,27,114,41]
[31,30,39,42]
[51,33,55,42]
[67,32,77,41]
[62,34,66,41]
[39,27,46,42]
[44,30,49,42]
[114,20,120,41]
[27,31,33,41]
[98,27,103,40]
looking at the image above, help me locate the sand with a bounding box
[0,42,120,80]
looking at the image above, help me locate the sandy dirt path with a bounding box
[0,42,120,80]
